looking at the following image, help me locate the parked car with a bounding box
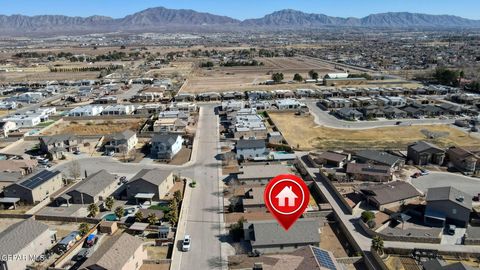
[420,169,430,176]
[182,235,191,252]
[411,172,422,178]
[73,249,90,261]
[447,224,456,235]
[73,150,81,155]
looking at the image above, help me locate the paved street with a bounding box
[305,100,457,130]
[52,104,227,270]
[412,171,480,196]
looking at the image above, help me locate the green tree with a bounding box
[87,203,99,218]
[309,70,319,80]
[78,223,90,236]
[147,213,159,225]
[293,73,303,82]
[173,190,182,204]
[114,206,125,220]
[165,199,178,225]
[371,236,384,255]
[135,211,144,222]
[361,211,375,223]
[229,217,246,240]
[271,72,284,83]
[434,67,460,86]
[104,196,115,211]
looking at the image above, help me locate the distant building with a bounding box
[243,218,320,254]
[153,118,187,133]
[68,105,104,117]
[407,141,445,166]
[126,169,174,201]
[0,219,54,270]
[67,170,118,204]
[80,233,147,270]
[4,170,63,204]
[425,186,472,227]
[0,121,16,137]
[150,133,184,160]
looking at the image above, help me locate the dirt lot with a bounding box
[180,56,337,93]
[320,222,351,258]
[42,119,146,136]
[269,112,480,150]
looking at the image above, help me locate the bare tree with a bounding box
[68,160,81,180]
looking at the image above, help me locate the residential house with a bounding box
[0,121,16,137]
[0,159,38,176]
[407,141,445,166]
[150,133,184,160]
[355,150,404,170]
[80,233,147,270]
[101,105,135,116]
[359,181,422,211]
[425,186,472,227]
[158,111,189,121]
[243,218,320,254]
[153,118,187,133]
[104,130,138,154]
[446,147,480,175]
[126,169,174,201]
[312,151,350,168]
[3,114,41,127]
[39,135,81,160]
[383,106,407,119]
[423,259,476,270]
[4,170,63,204]
[68,105,104,117]
[236,164,292,184]
[336,107,363,121]
[241,187,266,212]
[67,170,118,204]
[236,139,267,160]
[274,99,302,110]
[267,132,283,144]
[346,163,393,182]
[0,219,54,270]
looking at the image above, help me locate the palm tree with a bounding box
[87,203,99,218]
[114,206,125,221]
[173,190,182,204]
[371,236,384,255]
[78,223,90,236]
[134,211,144,222]
[147,213,159,225]
[104,196,114,211]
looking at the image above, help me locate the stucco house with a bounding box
[80,233,147,270]
[4,170,63,204]
[0,219,55,270]
[126,169,175,201]
[235,139,267,160]
[104,130,138,154]
[67,170,118,204]
[150,133,184,160]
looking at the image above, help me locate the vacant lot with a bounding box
[269,112,480,150]
[42,119,145,136]
[180,56,337,93]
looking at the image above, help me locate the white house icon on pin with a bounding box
[275,186,298,207]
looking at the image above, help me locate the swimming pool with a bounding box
[102,207,136,221]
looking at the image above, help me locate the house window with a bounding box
[452,208,457,215]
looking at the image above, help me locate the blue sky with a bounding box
[1,0,479,20]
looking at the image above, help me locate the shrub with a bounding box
[361,211,375,223]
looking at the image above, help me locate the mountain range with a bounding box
[1,7,480,36]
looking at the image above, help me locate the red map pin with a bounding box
[264,174,310,231]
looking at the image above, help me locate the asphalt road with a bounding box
[52,104,226,270]
[412,171,480,197]
[305,100,457,130]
